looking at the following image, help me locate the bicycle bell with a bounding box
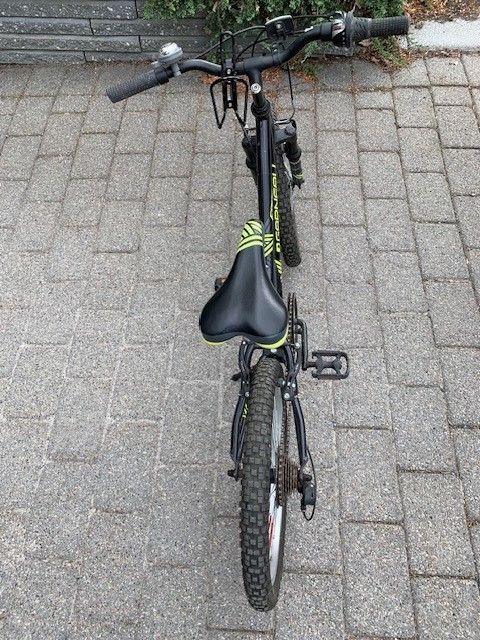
[158,42,183,77]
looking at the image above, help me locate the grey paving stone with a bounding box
[115,110,157,154]
[159,382,219,465]
[405,172,455,222]
[392,58,430,87]
[353,59,392,89]
[48,378,111,460]
[27,154,72,202]
[343,523,415,638]
[107,153,151,200]
[278,88,314,111]
[151,131,194,177]
[317,61,353,88]
[82,95,124,134]
[48,227,95,281]
[111,345,169,420]
[68,309,124,379]
[472,525,480,579]
[149,466,214,569]
[94,63,138,95]
[400,473,475,577]
[332,349,390,429]
[24,65,66,96]
[144,176,189,227]
[472,248,480,298]
[25,461,93,562]
[139,227,184,281]
[365,199,415,251]
[426,57,468,85]
[382,313,442,386]
[8,96,53,136]
[230,174,257,228]
[126,280,176,344]
[93,421,157,512]
[296,151,318,200]
[294,109,317,152]
[432,85,472,106]
[317,131,359,175]
[25,281,84,345]
[441,348,480,426]
[357,108,399,151]
[337,429,402,522]
[5,346,67,419]
[61,178,106,227]
[171,310,223,382]
[316,91,355,130]
[195,109,235,154]
[0,65,31,96]
[13,201,59,252]
[399,128,444,173]
[319,176,364,225]
[71,133,116,179]
[293,199,322,251]
[427,282,480,348]
[455,196,480,247]
[373,252,427,312]
[0,135,41,180]
[416,222,469,279]
[462,54,480,86]
[39,111,83,156]
[52,94,90,113]
[0,251,46,308]
[0,97,18,116]
[83,252,137,310]
[157,90,199,132]
[413,577,480,640]
[0,418,49,509]
[69,621,137,640]
[178,251,229,314]
[0,309,28,377]
[186,200,229,253]
[444,149,480,195]
[206,518,273,631]
[323,226,372,283]
[59,65,99,96]
[138,567,207,640]
[284,470,340,573]
[96,200,142,253]
[355,90,394,109]
[394,87,436,128]
[436,105,480,148]
[327,283,382,348]
[293,381,335,470]
[76,511,147,624]
[454,430,480,521]
[360,151,406,198]
[276,574,344,640]
[390,387,455,472]
[0,180,27,228]
[191,153,232,201]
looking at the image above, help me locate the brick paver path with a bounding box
[1,55,480,639]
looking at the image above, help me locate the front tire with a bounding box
[274,147,302,268]
[240,357,287,611]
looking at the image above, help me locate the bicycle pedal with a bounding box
[301,480,316,508]
[214,277,226,291]
[308,350,349,380]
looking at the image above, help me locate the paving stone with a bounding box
[405,172,455,222]
[337,430,402,522]
[25,65,66,96]
[96,200,142,253]
[0,97,18,116]
[323,226,372,283]
[61,178,106,227]
[394,87,436,128]
[462,54,480,86]
[413,577,480,640]
[283,251,325,312]
[157,90,199,132]
[0,180,27,228]
[382,313,442,386]
[0,309,28,377]
[436,105,480,148]
[126,280,176,344]
[455,196,480,247]
[0,135,41,180]
[39,111,83,156]
[353,60,392,89]
[400,473,475,577]
[416,222,469,279]
[82,96,124,135]
[427,282,480,348]
[293,199,322,251]
[357,108,399,151]
[360,151,406,198]
[83,252,137,310]
[391,58,430,87]
[149,466,214,569]
[472,248,480,297]
[139,227,184,281]
[0,418,49,509]
[68,309,124,379]
[230,175,258,227]
[327,283,382,348]
[343,523,415,637]
[293,381,335,470]
[69,621,137,640]
[8,96,53,136]
[115,110,157,154]
[355,90,394,109]
[76,511,147,624]
[25,461,93,561]
[296,151,318,200]
[0,251,46,308]
[365,199,415,251]
[0,65,31,96]
[426,57,469,85]
[191,153,232,201]
[71,133,116,179]
[48,378,111,460]
[472,525,480,579]
[107,153,151,200]
[94,64,138,95]
[144,177,189,227]
[317,61,353,88]
[316,91,355,130]
[195,109,235,154]
[390,387,455,472]
[332,349,390,429]
[151,131,194,177]
[432,85,473,105]
[171,310,223,382]
[48,227,95,281]
[27,154,72,202]
[52,94,90,113]
[319,176,365,225]
[441,348,480,426]
[317,131,359,175]
[5,346,67,419]
[454,430,480,521]
[444,149,480,195]
[206,518,273,631]
[138,567,207,640]
[13,201,59,252]
[399,128,444,173]
[60,65,99,96]
[278,89,314,111]
[374,252,427,312]
[186,200,229,253]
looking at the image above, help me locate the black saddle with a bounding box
[199,220,288,348]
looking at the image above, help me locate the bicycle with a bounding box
[107,10,409,612]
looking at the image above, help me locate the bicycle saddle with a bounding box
[200,220,288,348]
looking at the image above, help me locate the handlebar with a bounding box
[106,11,409,103]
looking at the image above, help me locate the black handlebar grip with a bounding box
[106,68,165,103]
[352,15,409,42]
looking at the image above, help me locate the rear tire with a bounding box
[240,357,287,611]
[274,147,301,268]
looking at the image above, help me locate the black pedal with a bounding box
[301,480,316,508]
[214,277,226,291]
[308,350,349,380]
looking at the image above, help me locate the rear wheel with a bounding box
[274,147,301,268]
[240,357,287,611]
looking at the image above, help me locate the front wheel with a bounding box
[240,357,287,611]
[274,147,302,268]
